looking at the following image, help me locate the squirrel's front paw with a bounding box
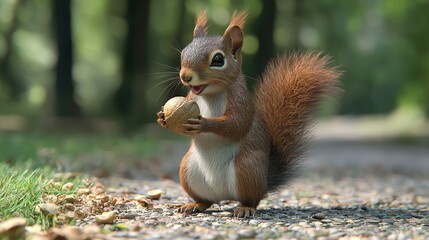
[156,106,167,127]
[182,115,203,135]
[178,202,211,214]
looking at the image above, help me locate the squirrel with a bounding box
[157,11,340,217]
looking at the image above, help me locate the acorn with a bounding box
[163,97,200,135]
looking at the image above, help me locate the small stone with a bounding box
[201,233,218,240]
[249,219,260,225]
[258,222,272,228]
[237,229,256,238]
[367,218,380,224]
[321,219,331,223]
[312,213,326,220]
[95,211,117,224]
[218,211,232,217]
[122,213,137,219]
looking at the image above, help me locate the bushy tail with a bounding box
[255,52,341,192]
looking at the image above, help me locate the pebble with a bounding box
[237,229,256,238]
[25,171,429,239]
[311,213,326,220]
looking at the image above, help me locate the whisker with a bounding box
[167,44,182,54]
[147,77,179,93]
[157,80,182,101]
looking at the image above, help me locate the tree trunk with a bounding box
[114,0,150,121]
[254,0,276,76]
[53,0,80,116]
[292,0,303,49]
[0,0,23,100]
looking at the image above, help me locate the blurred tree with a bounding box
[292,0,305,50]
[114,0,150,123]
[0,0,23,101]
[254,0,276,76]
[53,0,81,116]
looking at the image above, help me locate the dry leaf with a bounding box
[36,203,60,215]
[147,189,162,200]
[77,188,91,195]
[95,211,117,224]
[65,194,78,203]
[82,224,101,236]
[49,226,83,240]
[40,194,58,204]
[0,217,27,236]
[95,195,109,203]
[135,195,153,208]
[62,182,74,190]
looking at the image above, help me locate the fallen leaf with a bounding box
[62,182,74,190]
[135,195,153,208]
[95,195,109,203]
[77,188,91,195]
[36,203,60,215]
[83,224,101,238]
[65,194,78,203]
[95,211,117,224]
[0,217,27,236]
[147,189,162,200]
[49,226,83,240]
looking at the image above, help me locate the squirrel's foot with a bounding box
[233,206,256,218]
[156,107,167,127]
[182,115,203,135]
[178,202,211,214]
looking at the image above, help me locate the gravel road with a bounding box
[82,133,429,240]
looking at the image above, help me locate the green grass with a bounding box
[0,163,81,228]
[0,130,160,227]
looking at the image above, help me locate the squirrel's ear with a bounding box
[223,11,247,59]
[193,11,208,38]
[223,26,243,58]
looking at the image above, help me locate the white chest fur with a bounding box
[186,92,240,202]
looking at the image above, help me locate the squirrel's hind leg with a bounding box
[234,204,256,218]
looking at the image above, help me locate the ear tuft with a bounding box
[193,11,208,38]
[225,11,248,34]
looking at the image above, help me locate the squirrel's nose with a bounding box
[180,70,194,83]
[182,75,192,83]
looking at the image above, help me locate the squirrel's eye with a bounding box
[210,53,225,67]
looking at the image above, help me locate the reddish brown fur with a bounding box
[198,75,254,141]
[257,52,340,148]
[234,117,270,207]
[193,11,208,38]
[225,11,248,32]
[256,52,340,191]
[169,11,340,214]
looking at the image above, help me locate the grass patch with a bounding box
[0,163,81,228]
[0,130,162,227]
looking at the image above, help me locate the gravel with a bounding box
[76,167,429,240]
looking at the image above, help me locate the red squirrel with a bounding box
[157,11,340,217]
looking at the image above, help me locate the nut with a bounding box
[163,97,200,135]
